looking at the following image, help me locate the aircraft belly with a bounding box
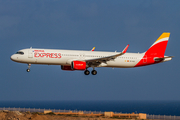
[106,59,140,68]
[20,57,36,63]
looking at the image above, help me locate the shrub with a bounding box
[46,112,55,115]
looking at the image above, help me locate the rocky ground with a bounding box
[0,110,138,120]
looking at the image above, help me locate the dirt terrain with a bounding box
[0,110,136,120]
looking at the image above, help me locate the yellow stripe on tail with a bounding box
[91,47,95,51]
[155,32,170,42]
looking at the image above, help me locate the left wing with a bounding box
[91,47,95,51]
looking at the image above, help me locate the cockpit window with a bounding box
[16,51,24,55]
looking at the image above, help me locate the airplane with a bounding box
[10,32,173,75]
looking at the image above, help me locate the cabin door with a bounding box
[28,50,33,58]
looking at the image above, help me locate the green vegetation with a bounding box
[32,112,41,115]
[46,112,55,115]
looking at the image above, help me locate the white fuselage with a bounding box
[11,48,144,68]
[10,33,173,75]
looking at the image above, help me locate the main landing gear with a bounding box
[84,70,90,75]
[91,70,97,75]
[84,69,97,75]
[26,63,31,72]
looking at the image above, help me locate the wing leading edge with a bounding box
[85,44,129,66]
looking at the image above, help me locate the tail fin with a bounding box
[146,32,170,58]
[135,32,170,67]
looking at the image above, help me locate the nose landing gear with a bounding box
[26,63,31,72]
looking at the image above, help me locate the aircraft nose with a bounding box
[10,54,17,61]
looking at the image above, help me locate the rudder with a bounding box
[147,32,170,58]
[135,32,170,67]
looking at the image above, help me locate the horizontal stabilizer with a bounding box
[154,56,174,62]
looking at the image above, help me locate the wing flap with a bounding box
[85,44,129,64]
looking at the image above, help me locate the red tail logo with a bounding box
[135,32,170,67]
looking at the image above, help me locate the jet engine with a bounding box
[61,61,86,71]
[71,61,86,70]
[61,65,74,71]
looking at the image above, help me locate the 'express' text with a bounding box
[34,53,61,58]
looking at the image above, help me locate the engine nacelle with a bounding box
[71,61,86,70]
[61,65,74,71]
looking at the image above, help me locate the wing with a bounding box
[85,44,129,66]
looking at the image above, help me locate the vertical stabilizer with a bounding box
[135,32,170,67]
[147,32,170,58]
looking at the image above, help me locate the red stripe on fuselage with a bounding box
[135,41,168,67]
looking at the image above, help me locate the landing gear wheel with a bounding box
[26,69,30,72]
[84,70,90,75]
[91,70,97,75]
[26,63,31,72]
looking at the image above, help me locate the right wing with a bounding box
[85,44,129,65]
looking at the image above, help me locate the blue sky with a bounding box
[0,0,180,101]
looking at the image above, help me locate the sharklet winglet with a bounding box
[122,44,129,53]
